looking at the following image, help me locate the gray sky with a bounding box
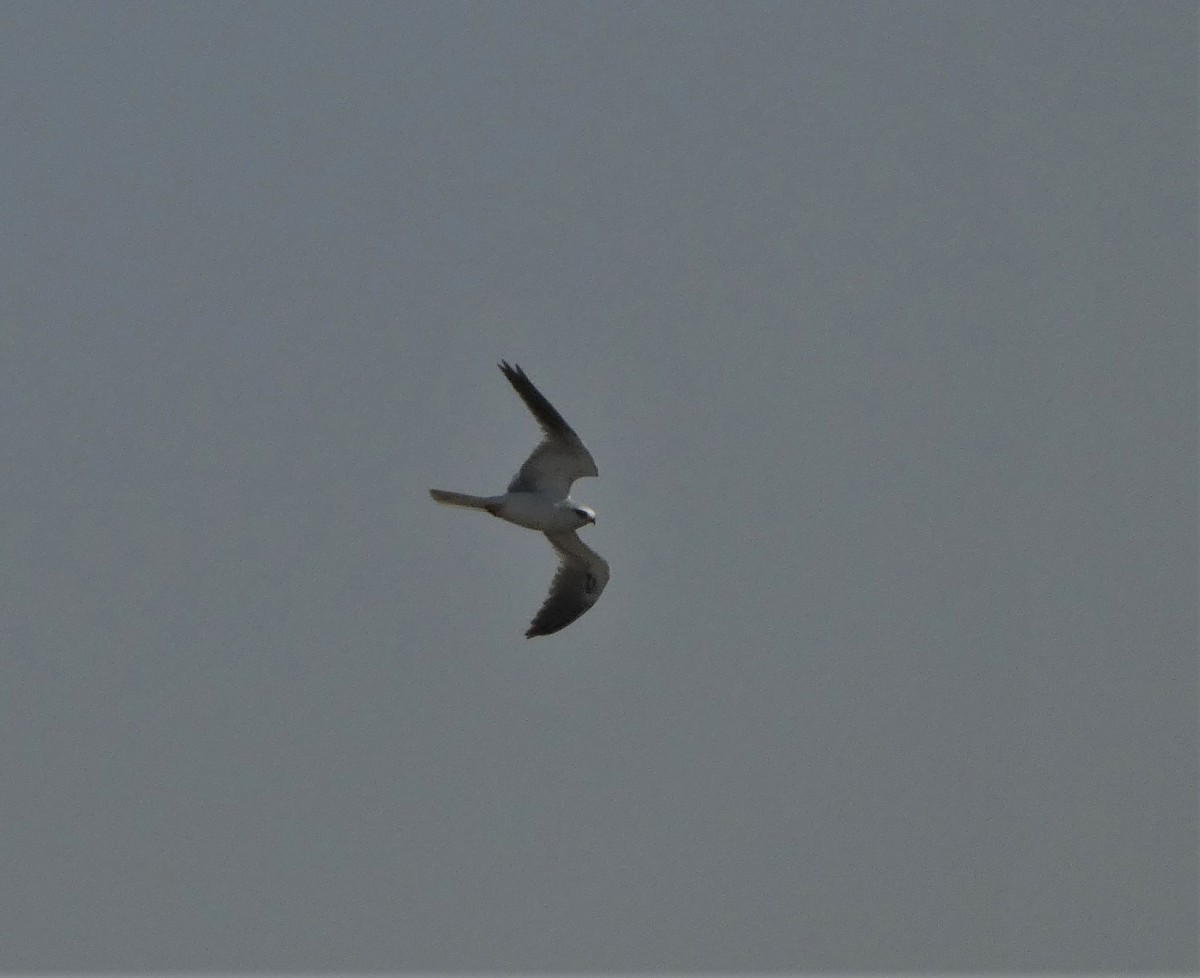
[2,2,1196,972]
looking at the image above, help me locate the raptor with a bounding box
[429,362,608,637]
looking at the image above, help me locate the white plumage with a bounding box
[429,362,609,638]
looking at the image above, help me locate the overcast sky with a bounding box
[2,2,1196,972]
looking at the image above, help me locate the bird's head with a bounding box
[570,505,597,526]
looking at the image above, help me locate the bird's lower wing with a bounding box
[525,531,610,637]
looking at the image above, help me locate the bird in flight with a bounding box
[430,362,609,637]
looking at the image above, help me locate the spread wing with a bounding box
[525,531,610,637]
[499,361,598,497]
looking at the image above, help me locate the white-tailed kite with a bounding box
[430,362,608,637]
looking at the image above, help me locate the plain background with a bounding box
[2,2,1196,972]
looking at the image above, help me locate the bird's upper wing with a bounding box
[525,531,610,637]
[499,361,598,497]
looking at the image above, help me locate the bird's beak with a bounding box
[587,515,596,525]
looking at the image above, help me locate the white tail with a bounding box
[429,489,499,514]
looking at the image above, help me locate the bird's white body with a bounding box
[429,362,608,637]
[426,489,594,533]
[499,493,595,532]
